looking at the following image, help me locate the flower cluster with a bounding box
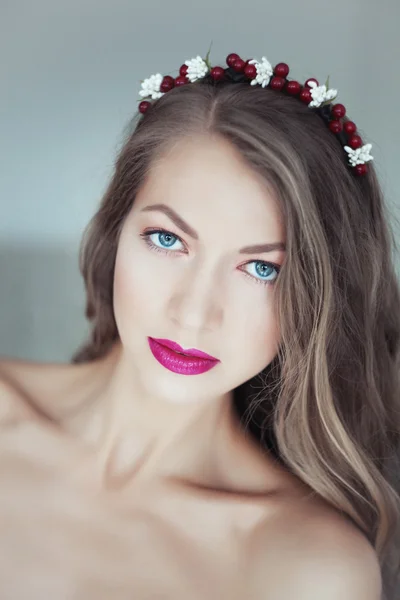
[137,51,373,176]
[138,74,164,100]
[307,80,338,108]
[344,143,374,167]
[184,56,209,82]
[248,56,274,88]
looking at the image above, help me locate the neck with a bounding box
[72,342,240,489]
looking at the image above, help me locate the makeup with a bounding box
[152,338,218,360]
[148,337,220,375]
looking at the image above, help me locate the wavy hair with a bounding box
[71,79,400,599]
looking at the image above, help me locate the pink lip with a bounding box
[148,338,220,376]
[151,338,219,361]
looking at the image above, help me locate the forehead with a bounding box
[135,134,284,238]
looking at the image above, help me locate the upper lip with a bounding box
[151,338,219,361]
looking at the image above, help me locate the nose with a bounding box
[166,262,224,333]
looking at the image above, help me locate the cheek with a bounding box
[114,261,140,312]
[113,246,146,345]
[113,245,171,339]
[253,312,279,354]
[231,299,280,369]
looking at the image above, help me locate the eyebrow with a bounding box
[140,203,286,254]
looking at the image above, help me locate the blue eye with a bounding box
[140,229,184,254]
[139,228,280,286]
[242,260,280,285]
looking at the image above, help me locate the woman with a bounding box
[0,50,399,599]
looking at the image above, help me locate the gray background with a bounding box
[1,0,399,362]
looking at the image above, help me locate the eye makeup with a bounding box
[139,227,281,286]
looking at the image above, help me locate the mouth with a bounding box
[148,337,220,376]
[150,338,219,361]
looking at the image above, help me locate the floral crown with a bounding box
[138,49,373,176]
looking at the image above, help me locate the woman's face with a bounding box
[113,134,286,404]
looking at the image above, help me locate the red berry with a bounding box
[328,120,343,134]
[210,66,225,81]
[331,103,346,119]
[344,121,357,135]
[139,101,151,114]
[160,75,175,93]
[299,88,312,104]
[348,134,362,149]
[174,75,188,86]
[233,58,246,72]
[226,53,240,68]
[244,63,257,79]
[305,78,319,88]
[179,64,188,77]
[286,80,301,95]
[270,76,286,91]
[274,63,289,78]
[354,164,368,176]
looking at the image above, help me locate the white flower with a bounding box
[343,143,374,167]
[184,55,209,82]
[139,73,164,100]
[248,56,273,88]
[307,80,338,107]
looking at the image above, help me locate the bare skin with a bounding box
[0,351,374,600]
[0,135,380,599]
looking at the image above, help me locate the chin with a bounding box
[147,375,218,405]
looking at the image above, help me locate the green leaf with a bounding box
[325,75,330,89]
[204,40,213,69]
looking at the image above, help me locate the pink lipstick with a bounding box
[148,337,220,375]
[152,338,218,360]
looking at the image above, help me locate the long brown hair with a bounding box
[72,79,400,598]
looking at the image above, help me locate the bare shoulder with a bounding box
[0,358,52,424]
[0,372,29,424]
[0,356,83,425]
[246,497,382,600]
[0,351,115,425]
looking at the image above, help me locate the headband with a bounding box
[138,50,373,176]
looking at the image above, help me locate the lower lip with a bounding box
[148,338,219,375]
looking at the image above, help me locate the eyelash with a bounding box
[139,228,281,286]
